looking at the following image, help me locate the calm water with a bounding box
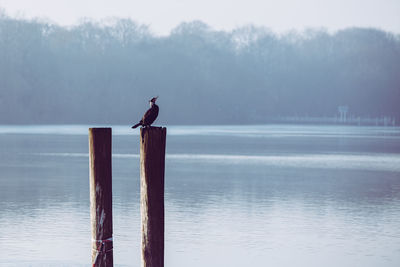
[0,125,400,267]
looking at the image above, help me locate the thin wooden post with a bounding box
[89,128,113,267]
[140,127,167,267]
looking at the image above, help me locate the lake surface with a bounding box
[0,125,400,267]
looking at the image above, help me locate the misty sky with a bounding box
[0,0,399,35]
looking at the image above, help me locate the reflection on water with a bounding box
[0,125,400,266]
[35,152,400,172]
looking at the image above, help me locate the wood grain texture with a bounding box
[89,128,113,267]
[140,127,166,267]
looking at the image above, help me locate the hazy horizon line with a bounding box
[1,8,399,37]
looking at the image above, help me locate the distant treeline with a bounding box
[0,12,399,125]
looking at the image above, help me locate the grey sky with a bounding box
[0,0,399,35]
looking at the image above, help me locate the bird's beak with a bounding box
[150,96,158,102]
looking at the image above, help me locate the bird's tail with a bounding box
[131,122,141,129]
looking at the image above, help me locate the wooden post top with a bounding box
[89,127,112,133]
[140,126,166,138]
[140,126,166,131]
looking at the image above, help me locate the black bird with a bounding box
[131,97,159,128]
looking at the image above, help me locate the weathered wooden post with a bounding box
[140,127,167,267]
[89,128,113,267]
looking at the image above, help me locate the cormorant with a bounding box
[131,96,159,128]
